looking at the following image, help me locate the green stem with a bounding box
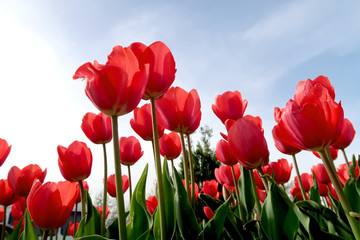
[1,206,6,240]
[149,98,166,240]
[292,154,307,200]
[78,180,86,220]
[186,133,196,208]
[341,148,350,168]
[256,167,269,193]
[231,165,244,221]
[250,170,262,214]
[42,230,49,240]
[49,230,53,240]
[179,132,191,201]
[127,165,132,203]
[55,229,58,240]
[111,115,127,240]
[101,143,108,235]
[74,203,78,234]
[319,148,360,240]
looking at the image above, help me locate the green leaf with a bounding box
[309,171,321,205]
[75,190,102,237]
[23,209,38,240]
[154,157,176,240]
[344,173,360,213]
[7,216,24,240]
[126,164,152,240]
[238,166,255,221]
[74,235,114,239]
[260,178,299,240]
[173,167,200,239]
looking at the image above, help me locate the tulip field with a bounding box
[1,41,360,240]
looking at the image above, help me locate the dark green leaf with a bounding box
[23,209,38,240]
[309,171,321,205]
[238,166,255,221]
[74,235,114,239]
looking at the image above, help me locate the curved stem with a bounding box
[186,133,196,208]
[101,143,108,235]
[341,148,350,168]
[179,132,190,201]
[149,98,166,240]
[42,230,49,240]
[231,165,244,221]
[78,180,86,220]
[256,167,269,193]
[111,115,127,240]
[250,170,262,214]
[1,206,6,240]
[127,165,132,203]
[74,203,78,235]
[292,154,307,200]
[319,148,360,240]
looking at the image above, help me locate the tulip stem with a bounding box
[150,98,166,240]
[74,203,78,235]
[127,165,132,203]
[79,180,86,220]
[250,170,262,214]
[231,165,244,221]
[256,167,269,193]
[292,154,307,201]
[186,133,196,208]
[319,148,360,240]
[42,230,49,240]
[179,132,191,201]
[341,148,350,168]
[101,143,108,236]
[111,115,127,240]
[1,206,6,240]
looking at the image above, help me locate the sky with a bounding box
[1,0,360,206]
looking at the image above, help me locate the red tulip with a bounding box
[312,146,338,160]
[107,174,129,197]
[332,118,356,149]
[96,205,109,219]
[159,132,182,160]
[27,180,77,230]
[73,45,149,116]
[212,90,248,124]
[75,181,89,203]
[273,82,343,151]
[253,169,266,190]
[0,138,11,167]
[216,139,238,166]
[68,222,80,236]
[0,207,3,222]
[182,180,199,202]
[156,87,201,134]
[57,141,92,182]
[130,103,164,141]
[337,162,359,185]
[254,159,292,190]
[227,116,269,170]
[290,185,308,201]
[294,75,335,103]
[311,163,331,185]
[329,184,339,201]
[146,195,158,216]
[13,219,24,232]
[257,188,266,203]
[11,197,26,220]
[7,164,47,197]
[214,164,240,188]
[0,179,21,206]
[130,41,176,100]
[272,124,301,155]
[201,180,220,199]
[203,206,215,219]
[119,136,143,166]
[81,112,112,144]
[294,173,313,192]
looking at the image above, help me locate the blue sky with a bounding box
[1,1,360,203]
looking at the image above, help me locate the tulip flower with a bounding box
[130,103,164,141]
[182,180,199,202]
[294,75,335,103]
[272,125,301,155]
[290,186,308,201]
[337,162,359,185]
[257,188,266,203]
[0,139,11,167]
[201,180,220,199]
[294,173,313,192]
[96,205,109,219]
[0,179,21,206]
[159,132,182,161]
[216,139,238,166]
[7,164,47,197]
[203,206,215,220]
[27,180,77,230]
[0,207,3,222]
[226,116,269,170]
[11,197,26,220]
[81,112,112,144]
[68,222,80,237]
[332,118,356,150]
[215,164,240,189]
[75,181,89,204]
[311,163,331,185]
[146,195,158,216]
[57,141,92,182]
[212,90,248,124]
[107,174,129,198]
[119,136,144,166]
[254,159,293,186]
[156,86,201,135]
[130,41,176,100]
[313,146,338,161]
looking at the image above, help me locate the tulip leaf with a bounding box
[344,174,360,213]
[154,157,176,240]
[309,172,321,204]
[23,209,38,240]
[238,166,255,221]
[198,197,231,240]
[75,190,101,237]
[7,216,24,240]
[260,178,299,240]
[173,167,200,239]
[74,235,114,239]
[126,164,152,240]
